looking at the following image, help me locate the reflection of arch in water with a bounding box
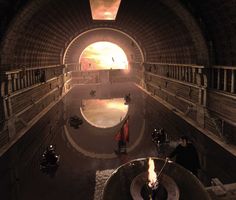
[80,98,129,129]
[63,118,146,159]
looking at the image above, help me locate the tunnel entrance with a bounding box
[79,41,128,71]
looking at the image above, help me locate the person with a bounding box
[152,128,167,144]
[69,115,83,129]
[90,89,96,96]
[168,135,200,176]
[152,128,167,156]
[44,145,58,165]
[117,139,127,154]
[40,145,60,177]
[114,117,129,155]
[124,93,131,104]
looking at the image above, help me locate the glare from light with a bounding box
[80,98,128,128]
[79,41,128,71]
[107,101,128,110]
[89,0,121,20]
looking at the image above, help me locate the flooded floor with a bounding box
[3,82,235,200]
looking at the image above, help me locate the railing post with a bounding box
[27,70,31,86]
[223,69,227,91]
[189,68,192,83]
[178,66,181,80]
[30,70,33,85]
[192,68,196,84]
[19,72,23,89]
[231,69,235,93]
[7,74,13,94]
[185,67,188,82]
[171,65,174,79]
[173,66,176,79]
[14,73,18,91]
[16,73,21,90]
[203,74,207,107]
[217,68,220,90]
[211,68,214,88]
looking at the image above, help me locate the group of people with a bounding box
[152,128,200,176]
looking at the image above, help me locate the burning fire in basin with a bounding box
[131,158,179,200]
[148,158,158,189]
[102,157,211,200]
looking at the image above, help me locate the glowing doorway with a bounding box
[79,42,128,71]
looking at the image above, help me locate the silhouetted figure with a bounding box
[152,128,168,156]
[168,135,200,176]
[40,145,60,177]
[124,93,131,105]
[115,129,127,155]
[69,115,83,129]
[116,140,127,154]
[90,89,96,97]
[152,128,167,144]
[114,117,129,155]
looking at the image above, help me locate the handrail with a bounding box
[65,63,77,66]
[144,62,204,68]
[1,65,65,96]
[3,64,64,73]
[211,65,236,70]
[145,71,199,89]
[208,65,236,94]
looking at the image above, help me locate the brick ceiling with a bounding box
[0,0,235,71]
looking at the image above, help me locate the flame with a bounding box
[148,158,158,188]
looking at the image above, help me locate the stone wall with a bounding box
[0,101,64,200]
[71,69,133,85]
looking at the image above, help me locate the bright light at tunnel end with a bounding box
[79,41,129,71]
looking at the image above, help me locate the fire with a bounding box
[148,158,158,189]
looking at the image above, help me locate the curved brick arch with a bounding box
[63,28,144,65]
[161,0,209,65]
[0,0,210,71]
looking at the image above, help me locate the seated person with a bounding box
[168,135,200,176]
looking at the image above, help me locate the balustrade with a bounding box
[209,66,236,94]
[1,65,65,97]
[144,62,204,85]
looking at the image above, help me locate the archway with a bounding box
[79,41,128,71]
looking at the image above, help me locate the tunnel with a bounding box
[0,0,236,199]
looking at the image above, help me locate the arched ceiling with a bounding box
[63,28,144,65]
[180,0,236,66]
[0,0,235,71]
